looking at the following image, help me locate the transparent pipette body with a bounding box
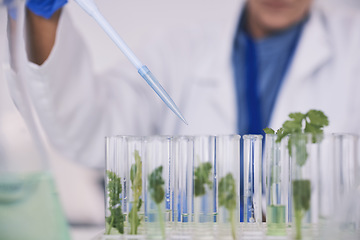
[74,0,187,124]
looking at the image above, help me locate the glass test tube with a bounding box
[193,135,216,223]
[144,136,173,239]
[317,134,336,223]
[126,136,145,236]
[265,134,290,236]
[318,134,359,240]
[173,136,193,224]
[105,136,128,235]
[332,134,359,231]
[172,136,194,239]
[243,135,263,225]
[291,133,320,240]
[216,135,241,240]
[333,134,359,201]
[192,136,216,239]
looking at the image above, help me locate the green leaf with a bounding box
[130,150,142,197]
[148,166,166,239]
[276,128,291,143]
[194,162,213,197]
[306,110,329,127]
[148,166,165,204]
[263,128,275,134]
[304,122,323,143]
[276,128,284,135]
[304,122,322,134]
[289,112,306,123]
[282,120,302,133]
[218,173,236,211]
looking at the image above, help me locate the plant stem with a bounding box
[106,216,114,235]
[157,203,165,239]
[295,210,303,240]
[230,209,236,240]
[130,201,138,234]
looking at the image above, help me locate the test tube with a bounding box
[290,133,320,240]
[172,136,194,238]
[318,134,360,240]
[192,135,216,238]
[215,135,241,240]
[317,134,336,222]
[125,136,145,236]
[243,135,263,225]
[332,134,359,230]
[333,134,359,200]
[105,136,128,235]
[264,134,290,236]
[143,136,173,239]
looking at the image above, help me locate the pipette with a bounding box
[74,0,188,125]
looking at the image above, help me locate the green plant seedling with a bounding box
[194,162,213,197]
[105,170,124,235]
[219,173,237,240]
[129,150,143,235]
[148,166,165,239]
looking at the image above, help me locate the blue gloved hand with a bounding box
[26,0,68,19]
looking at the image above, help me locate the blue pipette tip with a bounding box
[177,112,188,125]
[138,66,188,125]
[73,1,187,125]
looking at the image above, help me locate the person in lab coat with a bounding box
[21,0,360,169]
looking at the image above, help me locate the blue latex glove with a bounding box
[26,0,68,19]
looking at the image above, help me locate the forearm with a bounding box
[26,8,61,65]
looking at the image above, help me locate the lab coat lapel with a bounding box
[269,6,332,129]
[188,0,245,134]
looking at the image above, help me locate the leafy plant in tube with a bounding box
[105,170,124,235]
[194,161,213,197]
[129,150,143,235]
[218,173,237,240]
[264,109,329,240]
[148,166,166,239]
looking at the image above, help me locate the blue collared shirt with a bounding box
[232,15,306,135]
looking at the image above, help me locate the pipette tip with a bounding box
[179,114,188,125]
[138,66,189,125]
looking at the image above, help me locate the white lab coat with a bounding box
[18,1,360,168]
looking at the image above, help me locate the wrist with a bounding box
[26,0,68,19]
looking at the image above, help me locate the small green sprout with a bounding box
[148,166,165,239]
[148,166,165,204]
[264,109,329,240]
[129,150,143,235]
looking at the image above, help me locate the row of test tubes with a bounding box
[105,135,263,239]
[104,134,360,240]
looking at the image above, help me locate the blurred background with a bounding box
[68,0,360,73]
[1,0,359,239]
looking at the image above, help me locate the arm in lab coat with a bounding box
[18,9,156,168]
